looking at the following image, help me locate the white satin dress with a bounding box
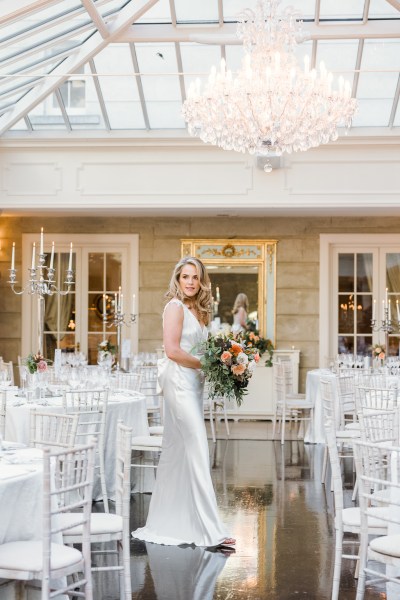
[132,299,229,547]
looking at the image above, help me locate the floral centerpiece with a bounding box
[199,333,260,407]
[23,352,51,374]
[240,321,275,367]
[98,339,117,355]
[372,344,385,363]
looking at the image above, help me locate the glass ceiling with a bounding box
[0,0,399,136]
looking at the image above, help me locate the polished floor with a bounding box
[0,423,392,600]
[125,422,388,600]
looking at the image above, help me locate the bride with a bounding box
[132,256,235,548]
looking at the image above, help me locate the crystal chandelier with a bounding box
[182,0,357,170]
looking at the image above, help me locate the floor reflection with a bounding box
[1,429,390,600]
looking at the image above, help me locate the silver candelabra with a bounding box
[103,291,136,371]
[370,293,400,357]
[8,231,74,357]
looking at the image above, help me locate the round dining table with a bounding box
[4,388,154,497]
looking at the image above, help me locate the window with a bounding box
[320,235,400,364]
[21,234,138,364]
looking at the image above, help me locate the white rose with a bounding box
[236,352,249,365]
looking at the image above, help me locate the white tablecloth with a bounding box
[304,369,337,444]
[5,390,152,496]
[0,448,43,544]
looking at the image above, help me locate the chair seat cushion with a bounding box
[341,506,389,528]
[0,541,81,572]
[60,512,123,536]
[345,422,360,430]
[131,435,163,448]
[370,534,400,558]
[287,393,306,400]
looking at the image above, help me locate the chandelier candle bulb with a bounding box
[11,242,15,270]
[49,242,55,270]
[382,299,385,320]
[40,227,44,255]
[120,293,123,314]
[386,288,388,309]
[31,242,36,270]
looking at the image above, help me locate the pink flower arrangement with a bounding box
[24,352,51,374]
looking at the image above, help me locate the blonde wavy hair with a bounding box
[165,256,211,325]
[232,293,249,315]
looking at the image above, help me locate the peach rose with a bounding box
[249,332,255,340]
[231,364,246,375]
[230,342,243,355]
[254,353,260,363]
[378,352,385,360]
[221,351,232,365]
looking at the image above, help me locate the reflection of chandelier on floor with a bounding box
[183,0,357,170]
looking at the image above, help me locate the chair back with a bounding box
[115,421,133,520]
[320,377,340,429]
[42,441,96,598]
[353,440,400,530]
[358,408,400,445]
[113,372,142,392]
[0,361,13,386]
[30,409,78,450]
[323,418,345,518]
[62,388,108,444]
[356,385,398,412]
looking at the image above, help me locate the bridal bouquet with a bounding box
[199,333,260,407]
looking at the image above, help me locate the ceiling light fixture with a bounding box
[182,0,357,170]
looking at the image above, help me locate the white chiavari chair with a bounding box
[354,440,400,600]
[324,419,388,600]
[273,361,313,445]
[63,388,109,512]
[0,441,96,599]
[61,422,132,600]
[30,409,79,450]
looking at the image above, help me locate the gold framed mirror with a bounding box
[181,239,277,342]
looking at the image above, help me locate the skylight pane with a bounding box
[362,39,400,71]
[94,45,145,129]
[352,99,392,126]
[146,101,185,128]
[319,0,364,19]
[180,43,221,77]
[223,0,315,21]
[28,92,67,130]
[136,0,172,23]
[136,43,182,101]
[316,40,357,91]
[62,66,106,130]
[174,0,218,23]
[369,0,400,18]
[357,72,398,99]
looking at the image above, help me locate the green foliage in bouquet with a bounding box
[23,352,51,374]
[199,333,260,407]
[98,339,117,355]
[241,320,275,367]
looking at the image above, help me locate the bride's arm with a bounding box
[163,303,202,369]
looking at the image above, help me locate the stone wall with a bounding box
[3,215,400,390]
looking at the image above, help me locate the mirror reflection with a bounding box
[208,265,259,334]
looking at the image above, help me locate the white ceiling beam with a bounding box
[80,0,110,38]
[0,0,160,135]
[0,0,55,26]
[119,19,400,43]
